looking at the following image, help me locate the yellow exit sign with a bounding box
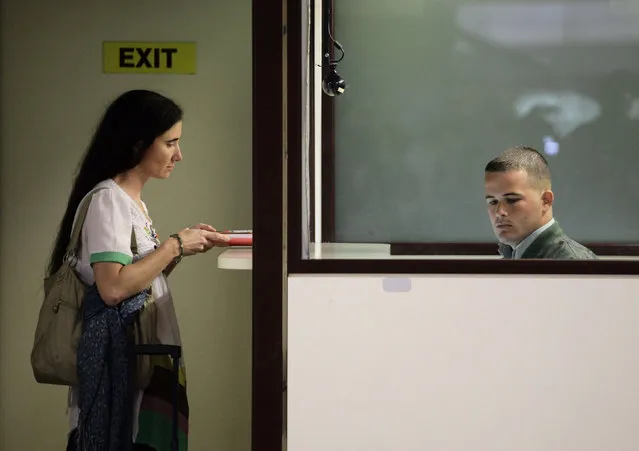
[103,42,196,74]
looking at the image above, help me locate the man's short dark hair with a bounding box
[485,146,552,189]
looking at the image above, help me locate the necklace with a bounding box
[135,200,160,245]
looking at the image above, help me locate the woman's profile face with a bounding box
[138,121,183,179]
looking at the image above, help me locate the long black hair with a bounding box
[47,89,183,276]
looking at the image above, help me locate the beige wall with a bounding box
[0,1,252,450]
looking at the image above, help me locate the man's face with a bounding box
[484,169,553,246]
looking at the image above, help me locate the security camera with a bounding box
[322,65,346,97]
[321,7,347,97]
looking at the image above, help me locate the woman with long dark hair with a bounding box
[52,89,228,450]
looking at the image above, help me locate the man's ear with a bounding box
[541,189,554,209]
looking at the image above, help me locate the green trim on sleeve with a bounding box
[90,251,132,266]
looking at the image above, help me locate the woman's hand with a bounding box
[205,232,231,247]
[176,228,214,256]
[178,224,231,255]
[191,223,231,247]
[191,223,217,232]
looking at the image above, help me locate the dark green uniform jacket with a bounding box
[498,221,598,260]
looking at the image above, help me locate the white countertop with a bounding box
[217,247,253,270]
[217,243,498,271]
[217,243,638,270]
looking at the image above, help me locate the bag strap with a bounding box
[65,187,108,259]
[66,186,140,259]
[131,228,138,256]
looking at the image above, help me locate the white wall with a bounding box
[0,1,252,450]
[288,275,639,451]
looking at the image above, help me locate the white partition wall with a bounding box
[287,275,639,451]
